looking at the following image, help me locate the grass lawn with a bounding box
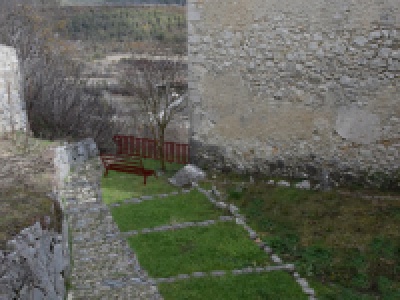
[158,271,308,300]
[100,158,185,204]
[110,189,227,232]
[101,158,306,298]
[204,172,400,300]
[126,222,274,278]
[101,156,400,299]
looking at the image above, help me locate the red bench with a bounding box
[99,154,157,185]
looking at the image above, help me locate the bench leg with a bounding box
[104,168,109,177]
[143,175,147,185]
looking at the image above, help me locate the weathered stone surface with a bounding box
[295,180,311,190]
[168,164,206,187]
[276,180,291,187]
[53,138,99,191]
[0,222,66,300]
[0,45,27,135]
[188,0,400,190]
[335,105,381,144]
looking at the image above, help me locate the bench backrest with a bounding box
[100,154,144,168]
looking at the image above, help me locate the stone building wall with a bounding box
[0,45,27,136]
[188,0,400,188]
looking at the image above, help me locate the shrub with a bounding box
[297,244,333,277]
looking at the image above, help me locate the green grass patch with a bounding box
[158,271,307,300]
[307,278,379,300]
[126,222,273,278]
[100,158,185,204]
[110,189,227,232]
[206,170,400,299]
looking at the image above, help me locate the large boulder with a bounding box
[168,164,206,187]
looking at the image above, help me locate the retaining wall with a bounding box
[188,0,400,188]
[0,138,99,300]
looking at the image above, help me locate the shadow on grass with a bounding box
[100,158,186,204]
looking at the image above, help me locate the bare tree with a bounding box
[0,2,123,154]
[121,59,187,171]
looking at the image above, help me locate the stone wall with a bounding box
[0,222,67,300]
[52,138,99,192]
[0,45,27,136]
[188,0,400,188]
[0,138,99,299]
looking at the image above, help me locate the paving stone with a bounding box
[192,272,206,277]
[254,267,265,273]
[59,159,162,299]
[303,287,315,296]
[176,274,191,280]
[248,230,257,239]
[216,202,228,209]
[241,267,254,273]
[219,216,233,221]
[271,254,282,264]
[210,270,226,276]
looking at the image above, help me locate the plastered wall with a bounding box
[0,45,27,135]
[188,0,400,187]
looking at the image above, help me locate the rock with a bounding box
[369,31,381,39]
[266,179,275,185]
[353,36,368,46]
[271,254,282,264]
[168,164,206,187]
[211,185,221,197]
[313,184,321,190]
[295,180,311,190]
[0,221,67,300]
[320,169,332,191]
[229,204,239,214]
[276,180,290,187]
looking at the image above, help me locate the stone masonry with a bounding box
[188,0,400,188]
[0,45,27,136]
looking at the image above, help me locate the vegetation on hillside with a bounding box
[49,5,187,56]
[66,7,185,42]
[0,1,122,152]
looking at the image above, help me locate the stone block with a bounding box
[168,164,206,187]
[276,180,290,187]
[295,180,311,190]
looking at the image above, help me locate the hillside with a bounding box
[47,5,187,57]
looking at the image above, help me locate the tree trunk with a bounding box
[159,127,166,171]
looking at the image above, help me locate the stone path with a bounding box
[63,157,316,299]
[60,157,162,299]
